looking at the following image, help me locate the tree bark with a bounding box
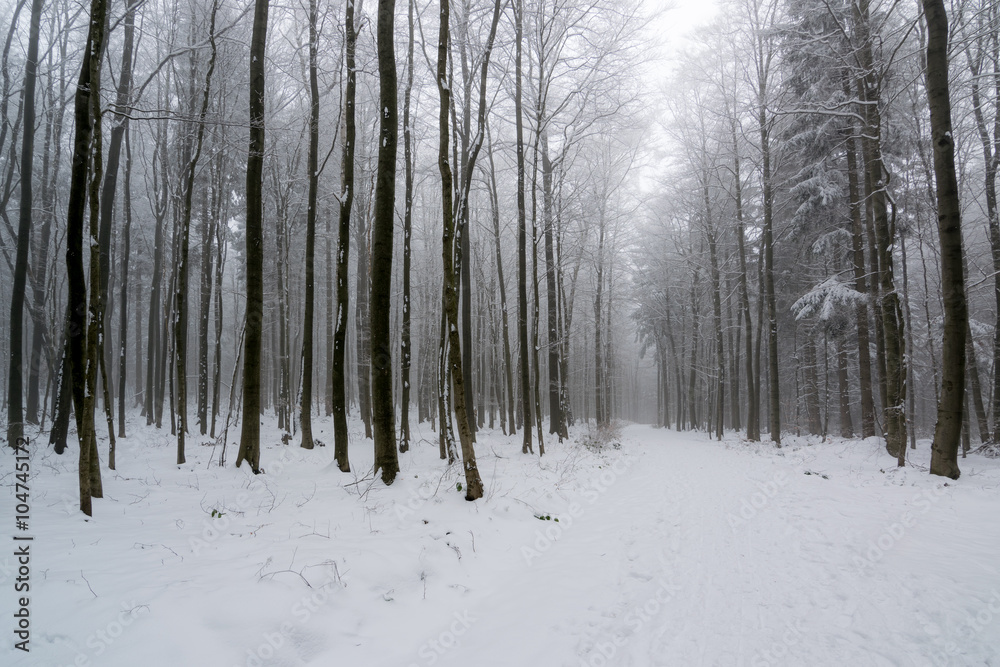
[65,0,109,515]
[300,0,320,450]
[236,0,269,473]
[174,1,218,465]
[371,0,399,484]
[6,0,42,449]
[842,87,876,438]
[399,0,415,453]
[514,0,532,453]
[331,0,356,472]
[437,0,483,499]
[925,0,967,479]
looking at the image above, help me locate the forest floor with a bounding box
[2,413,1000,666]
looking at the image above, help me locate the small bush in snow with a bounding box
[580,420,624,452]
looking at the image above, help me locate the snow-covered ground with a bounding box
[3,413,1000,666]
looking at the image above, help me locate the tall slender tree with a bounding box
[399,0,416,453]
[925,0,966,479]
[236,0,270,473]
[371,0,399,484]
[300,0,321,451]
[65,0,110,515]
[437,0,484,500]
[174,0,218,465]
[6,0,42,449]
[514,0,533,454]
[331,0,357,473]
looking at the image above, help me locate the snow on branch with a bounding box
[791,277,865,322]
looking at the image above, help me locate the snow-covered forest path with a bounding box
[3,419,1000,666]
[424,428,1000,667]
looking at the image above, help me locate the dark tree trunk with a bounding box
[514,0,532,453]
[487,134,516,436]
[146,116,168,427]
[210,173,225,438]
[965,11,1000,440]
[836,335,853,437]
[842,89,876,439]
[118,128,134,437]
[732,123,757,440]
[595,211,607,428]
[437,0,483,499]
[66,0,109,516]
[704,183,725,441]
[355,207,372,439]
[95,0,140,443]
[236,0,269,473]
[331,0,356,472]
[542,139,565,440]
[300,0,320,450]
[197,171,214,436]
[925,0,967,478]
[174,2,218,465]
[399,0,415,453]
[855,0,906,462]
[6,0,42,449]
[759,106,779,445]
[371,0,399,484]
[26,29,64,428]
[803,331,822,435]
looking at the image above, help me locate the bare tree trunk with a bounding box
[236,0,269,473]
[925,0,966,478]
[66,0,109,515]
[371,0,399,484]
[174,2,218,465]
[331,0,356,471]
[964,7,1000,440]
[96,0,140,441]
[542,138,565,440]
[595,209,607,428]
[687,265,700,430]
[197,171,214,435]
[146,109,169,427]
[26,23,66,427]
[705,183,725,440]
[486,132,515,436]
[803,330,822,435]
[842,88,876,438]
[855,0,906,462]
[6,0,42,449]
[300,0,321,450]
[836,334,853,437]
[210,173,226,438]
[732,123,757,440]
[437,0,483,498]
[398,0,415,453]
[514,0,532,453]
[118,128,134,436]
[759,102,779,445]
